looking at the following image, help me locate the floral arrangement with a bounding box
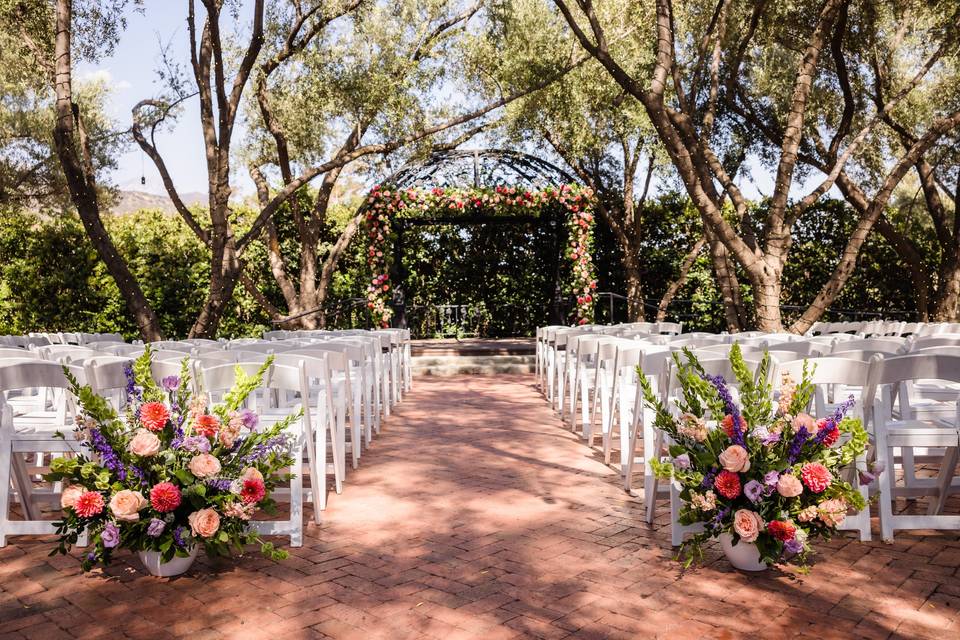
[362,183,597,326]
[642,345,869,567]
[46,348,297,571]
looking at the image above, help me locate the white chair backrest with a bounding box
[833,337,905,354]
[0,360,72,392]
[655,322,683,335]
[35,345,98,363]
[863,354,960,411]
[97,343,142,356]
[829,349,890,362]
[760,341,823,356]
[0,348,39,360]
[695,343,765,356]
[908,334,960,351]
[776,356,871,419]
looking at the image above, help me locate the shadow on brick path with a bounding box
[1,375,959,639]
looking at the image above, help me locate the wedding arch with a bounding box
[359,149,598,332]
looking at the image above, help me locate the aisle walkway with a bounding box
[1,375,959,639]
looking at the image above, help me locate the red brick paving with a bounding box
[2,374,960,639]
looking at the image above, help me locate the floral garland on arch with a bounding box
[362,183,597,327]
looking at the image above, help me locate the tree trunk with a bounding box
[704,226,745,332]
[52,0,162,341]
[750,263,784,332]
[623,255,645,322]
[657,235,705,322]
[932,254,960,321]
[189,226,241,338]
[874,216,932,321]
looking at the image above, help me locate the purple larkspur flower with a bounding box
[744,479,764,503]
[707,506,730,532]
[206,478,233,492]
[787,426,810,464]
[101,522,120,548]
[701,466,718,489]
[241,434,292,464]
[161,375,180,392]
[239,408,259,431]
[178,435,211,453]
[672,453,691,470]
[147,518,166,537]
[702,374,745,446]
[88,428,126,481]
[123,364,142,404]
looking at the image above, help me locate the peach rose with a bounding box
[109,489,148,522]
[188,508,220,538]
[777,474,804,498]
[732,509,764,543]
[60,484,85,510]
[188,453,222,478]
[793,413,817,435]
[241,466,264,483]
[719,445,751,473]
[128,428,161,457]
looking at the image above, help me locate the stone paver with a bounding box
[2,374,960,639]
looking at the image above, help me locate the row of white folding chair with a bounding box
[905,323,960,337]
[153,355,337,544]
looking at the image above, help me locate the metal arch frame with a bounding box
[361,148,582,330]
[386,148,577,191]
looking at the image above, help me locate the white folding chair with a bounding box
[863,354,960,541]
[777,357,872,541]
[273,353,344,506]
[0,361,83,546]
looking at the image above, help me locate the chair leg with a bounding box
[302,419,322,523]
[0,435,12,547]
[876,430,895,542]
[289,439,304,548]
[11,454,38,521]
[580,379,591,443]
[929,446,959,516]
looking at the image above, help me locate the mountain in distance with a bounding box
[109,190,208,216]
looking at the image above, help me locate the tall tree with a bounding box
[134,0,578,335]
[18,0,165,340]
[552,0,960,331]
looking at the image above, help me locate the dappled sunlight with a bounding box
[2,373,960,638]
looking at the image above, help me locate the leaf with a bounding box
[133,345,165,403]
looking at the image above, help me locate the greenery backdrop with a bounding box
[0,192,926,339]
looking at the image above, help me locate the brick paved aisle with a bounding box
[2,375,960,639]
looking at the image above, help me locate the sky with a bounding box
[78,2,785,202]
[77,3,251,196]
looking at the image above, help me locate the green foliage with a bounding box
[218,357,274,413]
[0,207,271,338]
[133,345,164,402]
